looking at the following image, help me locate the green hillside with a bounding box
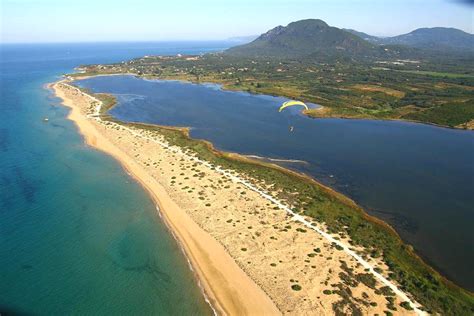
[382,27,474,51]
[226,19,377,59]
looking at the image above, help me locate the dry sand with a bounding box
[52,79,421,315]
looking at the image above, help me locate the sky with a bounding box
[1,0,473,43]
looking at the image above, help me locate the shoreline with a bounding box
[306,107,474,131]
[50,80,281,315]
[50,76,474,315]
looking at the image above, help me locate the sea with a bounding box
[0,42,233,315]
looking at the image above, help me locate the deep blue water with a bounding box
[0,42,233,315]
[76,76,474,291]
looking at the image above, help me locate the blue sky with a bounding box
[1,0,472,43]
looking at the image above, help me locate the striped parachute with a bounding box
[278,100,308,112]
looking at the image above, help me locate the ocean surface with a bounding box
[0,42,235,315]
[76,76,474,291]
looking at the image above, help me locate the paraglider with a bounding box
[278,100,308,112]
[279,100,308,132]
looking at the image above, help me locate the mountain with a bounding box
[379,27,474,51]
[225,20,473,60]
[225,19,376,59]
[345,27,474,51]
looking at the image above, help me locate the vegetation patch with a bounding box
[402,101,474,127]
[291,284,302,291]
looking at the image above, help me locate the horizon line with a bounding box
[2,24,472,45]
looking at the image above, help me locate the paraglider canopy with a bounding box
[279,100,308,112]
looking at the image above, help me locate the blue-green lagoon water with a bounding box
[0,43,232,315]
[76,75,474,291]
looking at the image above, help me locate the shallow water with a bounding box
[0,43,232,315]
[77,76,474,291]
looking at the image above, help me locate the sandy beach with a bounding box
[52,78,422,315]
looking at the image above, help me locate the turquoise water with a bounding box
[0,43,232,315]
[76,76,474,291]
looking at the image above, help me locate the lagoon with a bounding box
[77,75,474,291]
